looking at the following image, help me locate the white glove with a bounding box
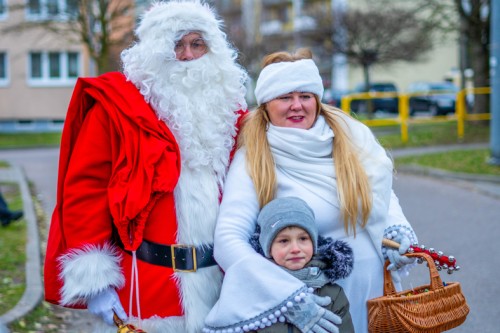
[87,287,127,326]
[385,234,415,271]
[284,293,341,333]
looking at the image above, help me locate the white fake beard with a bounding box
[129,54,244,186]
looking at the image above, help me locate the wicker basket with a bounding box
[367,252,469,333]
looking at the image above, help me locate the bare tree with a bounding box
[3,0,135,74]
[317,7,434,91]
[379,0,491,115]
[454,0,490,114]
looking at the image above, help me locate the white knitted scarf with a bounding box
[267,116,339,208]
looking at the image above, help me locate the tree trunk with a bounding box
[362,63,375,119]
[468,26,490,115]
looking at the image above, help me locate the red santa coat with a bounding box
[44,72,242,325]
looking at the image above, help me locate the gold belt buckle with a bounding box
[171,244,197,272]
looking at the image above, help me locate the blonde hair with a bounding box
[239,49,372,236]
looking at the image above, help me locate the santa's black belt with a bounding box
[123,239,217,272]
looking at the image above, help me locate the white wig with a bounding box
[124,0,238,63]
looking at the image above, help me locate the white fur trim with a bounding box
[58,243,125,306]
[254,59,324,104]
[174,167,224,332]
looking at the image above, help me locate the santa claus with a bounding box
[43,1,247,332]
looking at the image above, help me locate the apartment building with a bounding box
[0,0,135,132]
[0,0,92,132]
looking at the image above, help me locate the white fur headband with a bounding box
[254,59,324,105]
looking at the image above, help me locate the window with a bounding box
[28,0,42,15]
[28,51,80,86]
[0,52,8,86]
[0,0,7,19]
[27,0,78,20]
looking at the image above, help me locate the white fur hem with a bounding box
[58,243,125,306]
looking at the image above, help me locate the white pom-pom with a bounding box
[272,318,278,324]
[254,321,260,327]
[281,306,287,313]
[262,318,268,324]
[294,295,301,302]
[248,323,255,329]
[307,287,314,293]
[243,325,249,332]
[286,301,293,307]
[235,327,241,332]
[279,316,286,322]
[268,314,275,320]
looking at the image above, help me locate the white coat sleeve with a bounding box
[340,113,417,261]
[205,150,307,331]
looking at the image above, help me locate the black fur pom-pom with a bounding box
[317,235,354,281]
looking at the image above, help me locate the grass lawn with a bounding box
[0,179,67,332]
[0,133,61,149]
[376,120,490,149]
[0,183,26,315]
[395,149,500,176]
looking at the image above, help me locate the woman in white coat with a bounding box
[204,49,417,333]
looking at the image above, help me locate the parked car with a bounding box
[350,82,399,114]
[322,88,349,108]
[407,82,458,116]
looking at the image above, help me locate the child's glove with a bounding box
[283,293,341,333]
[87,287,127,326]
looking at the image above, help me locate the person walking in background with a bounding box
[0,191,23,227]
[206,196,355,333]
[204,48,417,333]
[43,1,247,332]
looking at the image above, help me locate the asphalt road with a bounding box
[1,147,499,332]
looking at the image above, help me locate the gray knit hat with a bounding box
[257,197,318,258]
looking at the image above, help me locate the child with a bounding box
[252,196,355,333]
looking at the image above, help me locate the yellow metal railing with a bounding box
[339,88,491,143]
[456,87,491,140]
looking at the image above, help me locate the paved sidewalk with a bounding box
[0,142,499,332]
[0,167,43,333]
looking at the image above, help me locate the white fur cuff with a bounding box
[58,243,125,306]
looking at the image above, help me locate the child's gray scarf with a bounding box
[281,259,330,289]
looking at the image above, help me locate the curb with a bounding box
[391,143,500,199]
[0,167,43,331]
[397,164,500,183]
